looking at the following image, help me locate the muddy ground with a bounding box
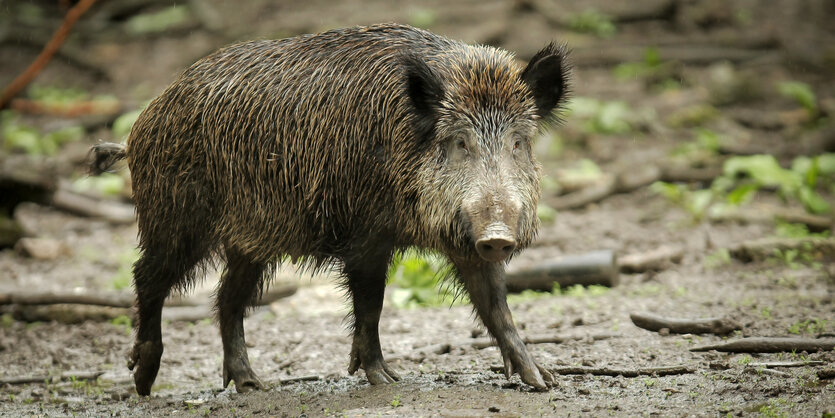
[1,0,834,416]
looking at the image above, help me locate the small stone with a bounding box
[15,237,68,260]
[658,328,670,336]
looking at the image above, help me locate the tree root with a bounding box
[691,337,835,353]
[0,370,104,385]
[630,312,742,335]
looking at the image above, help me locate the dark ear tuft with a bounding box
[402,54,444,140]
[521,43,570,119]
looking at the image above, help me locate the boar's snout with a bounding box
[474,223,517,263]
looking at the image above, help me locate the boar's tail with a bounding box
[88,142,127,175]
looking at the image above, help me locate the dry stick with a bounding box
[548,164,722,210]
[0,291,135,308]
[471,333,617,350]
[630,312,742,335]
[690,337,835,353]
[0,0,99,109]
[709,207,833,232]
[0,370,104,385]
[0,285,297,308]
[618,246,684,273]
[279,375,320,384]
[51,188,136,225]
[748,361,825,368]
[489,364,694,377]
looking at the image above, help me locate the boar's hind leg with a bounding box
[129,247,204,396]
[344,252,401,384]
[216,246,266,393]
[455,261,555,391]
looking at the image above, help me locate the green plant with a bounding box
[788,318,828,335]
[387,250,459,308]
[777,81,818,119]
[408,8,436,28]
[1,110,84,156]
[651,181,715,221]
[1,314,13,328]
[737,354,753,365]
[722,154,830,214]
[391,394,401,407]
[537,203,557,225]
[703,249,731,269]
[125,5,190,35]
[566,10,616,38]
[70,173,126,197]
[568,98,634,134]
[111,315,133,335]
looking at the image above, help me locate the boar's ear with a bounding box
[521,43,570,119]
[402,54,444,139]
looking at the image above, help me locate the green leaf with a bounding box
[777,81,817,114]
[726,183,758,206]
[723,155,802,192]
[799,187,830,214]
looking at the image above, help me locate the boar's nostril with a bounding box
[475,237,517,263]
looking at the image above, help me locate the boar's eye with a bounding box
[455,138,468,153]
[513,140,521,150]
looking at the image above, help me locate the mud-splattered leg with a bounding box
[216,247,266,392]
[128,248,202,396]
[344,251,400,384]
[454,260,554,390]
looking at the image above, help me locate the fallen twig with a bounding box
[0,285,296,308]
[471,333,617,350]
[279,375,320,384]
[0,370,104,385]
[728,237,835,263]
[690,337,835,353]
[748,361,824,368]
[619,246,684,273]
[0,290,135,307]
[51,187,136,224]
[709,206,833,232]
[0,0,99,109]
[493,364,694,377]
[547,164,723,210]
[630,312,742,335]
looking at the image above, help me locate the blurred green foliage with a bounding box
[387,250,459,308]
[777,81,818,119]
[653,153,835,220]
[71,173,126,197]
[566,10,616,38]
[125,5,190,35]
[1,110,84,156]
[568,97,633,134]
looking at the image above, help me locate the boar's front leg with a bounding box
[455,260,555,390]
[344,250,401,384]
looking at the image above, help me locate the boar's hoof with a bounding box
[349,355,401,384]
[223,362,263,393]
[128,340,164,396]
[502,350,554,391]
[365,363,402,385]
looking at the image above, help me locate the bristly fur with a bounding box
[103,23,571,394]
